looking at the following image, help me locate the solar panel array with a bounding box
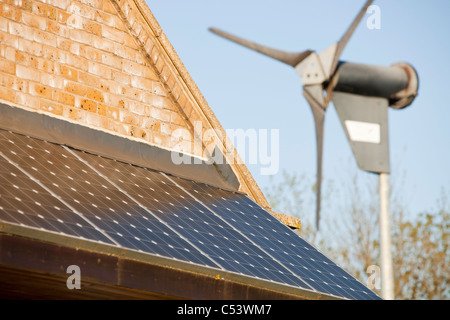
[0,128,380,300]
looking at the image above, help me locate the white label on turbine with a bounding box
[345,120,381,144]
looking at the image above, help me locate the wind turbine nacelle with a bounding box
[330,62,419,175]
[332,62,419,109]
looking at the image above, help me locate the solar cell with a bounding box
[0,147,114,244]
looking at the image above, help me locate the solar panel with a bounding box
[0,128,380,300]
[167,175,379,300]
[0,129,218,268]
[74,149,312,290]
[0,135,114,244]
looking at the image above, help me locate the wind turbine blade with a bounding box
[329,0,374,75]
[209,27,312,67]
[303,85,326,230]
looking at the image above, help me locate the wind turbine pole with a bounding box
[379,172,394,300]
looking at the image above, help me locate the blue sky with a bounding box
[147,0,450,218]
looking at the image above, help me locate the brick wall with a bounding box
[0,0,197,155]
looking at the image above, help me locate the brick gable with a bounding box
[0,0,189,150]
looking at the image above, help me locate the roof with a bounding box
[0,0,379,300]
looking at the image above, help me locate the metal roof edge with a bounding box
[0,102,240,192]
[0,222,343,300]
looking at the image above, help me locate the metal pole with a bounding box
[379,172,394,300]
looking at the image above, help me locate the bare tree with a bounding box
[265,169,449,300]
[393,191,449,299]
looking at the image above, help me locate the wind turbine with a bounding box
[209,0,419,300]
[209,0,417,229]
